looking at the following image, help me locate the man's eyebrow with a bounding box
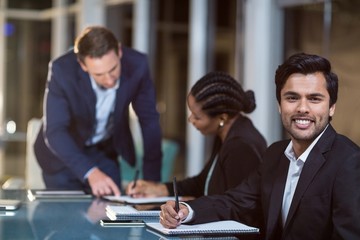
[283,91,326,98]
[282,91,299,96]
[93,63,118,76]
[308,93,326,98]
[108,63,118,72]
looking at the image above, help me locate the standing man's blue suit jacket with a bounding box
[34,47,162,184]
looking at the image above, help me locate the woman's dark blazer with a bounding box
[166,115,267,197]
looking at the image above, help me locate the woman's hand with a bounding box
[159,200,189,228]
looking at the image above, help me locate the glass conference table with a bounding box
[0,189,260,240]
[0,189,164,240]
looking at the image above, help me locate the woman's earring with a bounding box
[219,120,224,128]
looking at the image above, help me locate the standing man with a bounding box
[159,53,360,239]
[34,26,162,197]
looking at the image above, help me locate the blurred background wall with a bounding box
[0,0,359,183]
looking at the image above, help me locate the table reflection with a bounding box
[0,190,159,240]
[30,198,157,239]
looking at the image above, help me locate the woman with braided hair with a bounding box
[126,71,267,199]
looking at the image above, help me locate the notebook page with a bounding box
[103,195,176,204]
[146,220,259,236]
[106,205,160,221]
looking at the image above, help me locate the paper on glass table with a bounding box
[105,205,160,221]
[103,195,177,204]
[27,189,92,201]
[146,220,259,236]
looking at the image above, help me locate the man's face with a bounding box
[278,72,335,147]
[79,49,121,89]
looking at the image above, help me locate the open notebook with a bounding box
[103,195,176,204]
[27,189,92,201]
[145,220,259,237]
[106,205,160,220]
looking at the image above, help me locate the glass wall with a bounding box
[2,0,359,185]
[2,5,51,179]
[0,0,241,182]
[283,0,360,144]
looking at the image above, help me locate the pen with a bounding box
[132,169,140,189]
[173,176,180,213]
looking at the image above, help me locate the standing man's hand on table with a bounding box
[88,168,121,197]
[160,200,189,228]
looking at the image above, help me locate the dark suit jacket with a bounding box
[165,115,267,197]
[34,47,162,182]
[188,125,360,240]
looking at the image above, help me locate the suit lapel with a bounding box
[283,147,325,230]
[78,68,96,118]
[283,125,335,229]
[113,58,130,124]
[266,154,289,235]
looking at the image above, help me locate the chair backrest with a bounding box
[120,139,179,184]
[25,118,179,188]
[25,118,45,189]
[160,139,179,182]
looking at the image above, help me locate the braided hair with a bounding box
[190,71,256,118]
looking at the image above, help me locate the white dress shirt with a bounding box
[84,75,120,179]
[281,125,328,225]
[88,75,119,145]
[183,125,329,225]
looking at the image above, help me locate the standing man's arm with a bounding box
[131,56,162,181]
[44,58,120,196]
[45,60,95,179]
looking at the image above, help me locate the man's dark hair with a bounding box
[74,26,119,63]
[275,53,338,108]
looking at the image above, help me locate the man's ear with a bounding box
[278,103,281,114]
[118,43,123,59]
[329,103,336,117]
[77,58,88,72]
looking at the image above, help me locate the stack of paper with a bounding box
[105,205,160,221]
[27,189,92,201]
[145,220,259,237]
[103,195,176,204]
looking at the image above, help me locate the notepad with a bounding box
[145,220,259,237]
[147,228,240,240]
[103,195,176,204]
[0,199,21,211]
[106,205,160,220]
[27,189,92,201]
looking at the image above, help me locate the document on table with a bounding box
[0,199,22,211]
[103,195,176,204]
[27,189,92,201]
[145,220,259,237]
[106,205,160,220]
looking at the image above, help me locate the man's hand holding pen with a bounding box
[126,180,169,198]
[125,169,169,198]
[159,200,189,229]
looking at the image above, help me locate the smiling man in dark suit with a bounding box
[159,53,360,239]
[34,26,162,197]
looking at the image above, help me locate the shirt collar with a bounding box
[89,75,120,92]
[284,124,329,163]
